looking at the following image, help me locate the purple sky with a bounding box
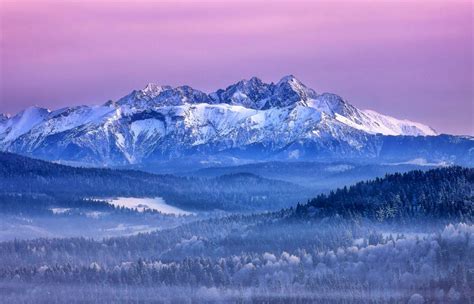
[1,0,472,135]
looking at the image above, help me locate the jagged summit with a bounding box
[276,74,310,92]
[116,75,317,110]
[210,76,273,109]
[116,82,211,108]
[142,83,173,98]
[208,75,317,109]
[0,75,448,166]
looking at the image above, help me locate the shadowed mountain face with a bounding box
[0,76,472,167]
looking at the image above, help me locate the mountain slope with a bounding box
[1,75,468,167]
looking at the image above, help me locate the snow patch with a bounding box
[386,158,450,167]
[50,208,71,214]
[103,197,194,216]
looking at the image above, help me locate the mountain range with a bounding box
[0,75,472,167]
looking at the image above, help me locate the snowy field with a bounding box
[104,197,193,216]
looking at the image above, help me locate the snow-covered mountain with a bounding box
[1,75,470,166]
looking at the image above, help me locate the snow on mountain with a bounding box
[0,113,9,123]
[43,105,115,134]
[0,75,445,165]
[209,75,318,109]
[210,76,273,109]
[359,110,437,136]
[0,106,50,142]
[117,84,211,110]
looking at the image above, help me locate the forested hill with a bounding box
[0,152,311,211]
[294,166,474,221]
[0,152,187,197]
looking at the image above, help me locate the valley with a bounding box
[0,157,472,302]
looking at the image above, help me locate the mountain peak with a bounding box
[276,74,309,91]
[2,105,50,142]
[20,105,51,116]
[230,76,265,89]
[210,76,273,109]
[249,76,263,83]
[270,75,317,107]
[142,83,172,97]
[277,74,299,84]
[0,113,10,122]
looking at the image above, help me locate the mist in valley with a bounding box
[0,154,472,303]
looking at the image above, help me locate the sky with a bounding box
[0,0,472,135]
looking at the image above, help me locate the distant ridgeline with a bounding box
[0,76,473,167]
[294,167,474,221]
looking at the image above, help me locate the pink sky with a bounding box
[0,0,472,135]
